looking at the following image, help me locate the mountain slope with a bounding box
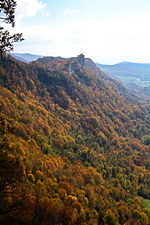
[0,53,150,225]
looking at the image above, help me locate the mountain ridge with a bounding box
[97,61,150,81]
[11,52,43,62]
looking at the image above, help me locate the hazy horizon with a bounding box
[12,0,150,64]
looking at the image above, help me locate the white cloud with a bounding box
[14,7,150,64]
[15,0,45,19]
[63,8,77,17]
[45,12,50,17]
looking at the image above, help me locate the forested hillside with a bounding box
[0,53,150,225]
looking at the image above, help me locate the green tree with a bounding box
[0,0,23,53]
[103,209,118,225]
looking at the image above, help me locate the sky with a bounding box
[11,0,150,64]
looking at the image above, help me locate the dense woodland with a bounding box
[0,53,150,225]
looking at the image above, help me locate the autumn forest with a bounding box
[0,52,150,225]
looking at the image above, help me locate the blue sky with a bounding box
[13,0,150,64]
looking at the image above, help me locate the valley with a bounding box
[97,62,150,96]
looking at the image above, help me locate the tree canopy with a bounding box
[0,0,23,53]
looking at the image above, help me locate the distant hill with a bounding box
[97,61,150,88]
[11,53,43,62]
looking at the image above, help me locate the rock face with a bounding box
[77,54,85,66]
[67,54,85,75]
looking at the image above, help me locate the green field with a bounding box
[139,196,150,211]
[116,76,150,87]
